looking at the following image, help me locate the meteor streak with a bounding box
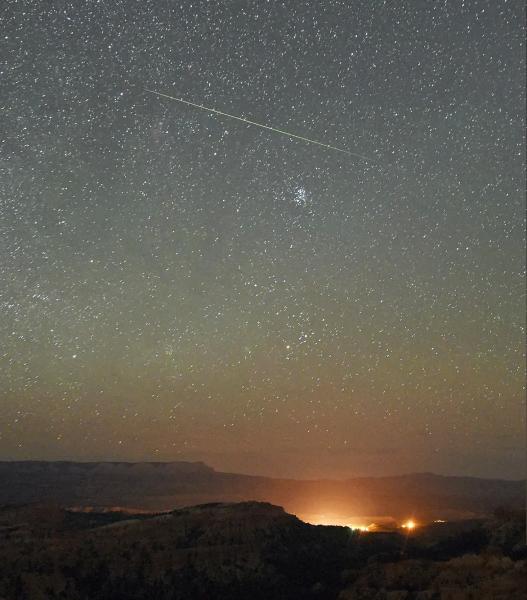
[145,89,371,161]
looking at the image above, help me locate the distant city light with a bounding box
[348,524,370,532]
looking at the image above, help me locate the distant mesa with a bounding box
[0,460,523,525]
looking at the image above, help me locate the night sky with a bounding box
[1,0,525,480]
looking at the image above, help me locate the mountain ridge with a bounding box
[1,460,523,523]
[2,460,523,482]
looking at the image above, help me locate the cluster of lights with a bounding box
[348,524,371,532]
[349,519,419,532]
[325,517,438,532]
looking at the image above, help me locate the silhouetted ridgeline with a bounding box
[0,461,524,521]
[0,502,525,599]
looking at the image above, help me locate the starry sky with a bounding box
[1,0,525,480]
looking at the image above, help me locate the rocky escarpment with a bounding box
[0,501,524,600]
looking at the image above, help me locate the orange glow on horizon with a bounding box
[401,519,417,530]
[348,523,372,532]
[302,513,374,530]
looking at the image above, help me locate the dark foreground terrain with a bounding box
[0,502,525,600]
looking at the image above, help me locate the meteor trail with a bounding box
[145,89,371,161]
